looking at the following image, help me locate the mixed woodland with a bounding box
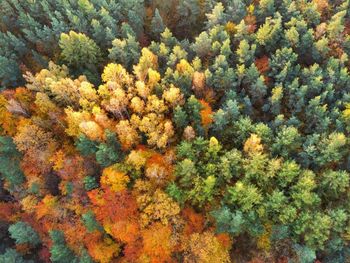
[1,0,350,262]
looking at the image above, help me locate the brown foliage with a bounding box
[181,207,205,236]
[0,202,19,222]
[255,56,270,75]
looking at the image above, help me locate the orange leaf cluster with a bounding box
[88,189,138,224]
[199,100,213,129]
[141,223,173,263]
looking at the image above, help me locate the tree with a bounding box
[318,170,349,198]
[100,63,132,84]
[243,134,264,155]
[0,136,25,188]
[75,135,98,157]
[292,244,316,263]
[186,95,204,136]
[83,176,98,191]
[133,48,158,81]
[49,230,78,263]
[256,14,282,51]
[8,221,40,246]
[327,11,346,40]
[294,212,332,249]
[79,249,94,263]
[206,54,236,91]
[79,121,104,141]
[184,231,230,263]
[199,100,213,129]
[271,126,301,158]
[88,189,138,225]
[176,0,202,36]
[108,34,140,70]
[205,3,226,29]
[134,186,180,226]
[84,232,120,263]
[269,47,298,83]
[225,0,246,23]
[115,120,140,150]
[160,28,179,48]
[14,122,56,153]
[317,132,347,167]
[100,166,130,192]
[0,56,22,88]
[59,31,101,82]
[227,181,263,212]
[151,9,165,39]
[219,149,243,182]
[269,86,283,115]
[82,211,103,233]
[257,0,276,19]
[95,130,123,167]
[162,85,184,106]
[236,39,256,65]
[276,160,300,187]
[141,223,173,262]
[0,248,31,263]
[211,206,244,235]
[192,32,212,58]
[173,105,188,130]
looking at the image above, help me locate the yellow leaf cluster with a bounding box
[257,224,272,251]
[115,120,140,149]
[162,85,184,106]
[184,232,231,263]
[88,237,120,263]
[0,95,18,136]
[20,195,39,213]
[134,48,158,81]
[127,150,148,170]
[65,108,91,137]
[100,166,130,192]
[79,121,104,141]
[51,150,65,171]
[176,59,194,76]
[225,21,237,36]
[102,63,132,85]
[243,134,264,155]
[135,187,180,227]
[14,121,57,153]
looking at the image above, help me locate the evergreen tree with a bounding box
[151,9,165,39]
[0,56,22,88]
[81,211,103,232]
[59,31,101,82]
[49,230,78,263]
[83,176,98,191]
[108,34,140,70]
[8,221,40,246]
[205,2,226,29]
[0,136,25,188]
[0,248,32,263]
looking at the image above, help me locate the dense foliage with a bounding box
[1,0,350,262]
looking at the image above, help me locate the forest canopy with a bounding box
[1,0,350,262]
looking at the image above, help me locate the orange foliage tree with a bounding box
[141,223,174,263]
[199,100,213,130]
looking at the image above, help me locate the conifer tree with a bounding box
[8,221,40,246]
[0,136,25,189]
[59,31,101,82]
[151,9,165,39]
